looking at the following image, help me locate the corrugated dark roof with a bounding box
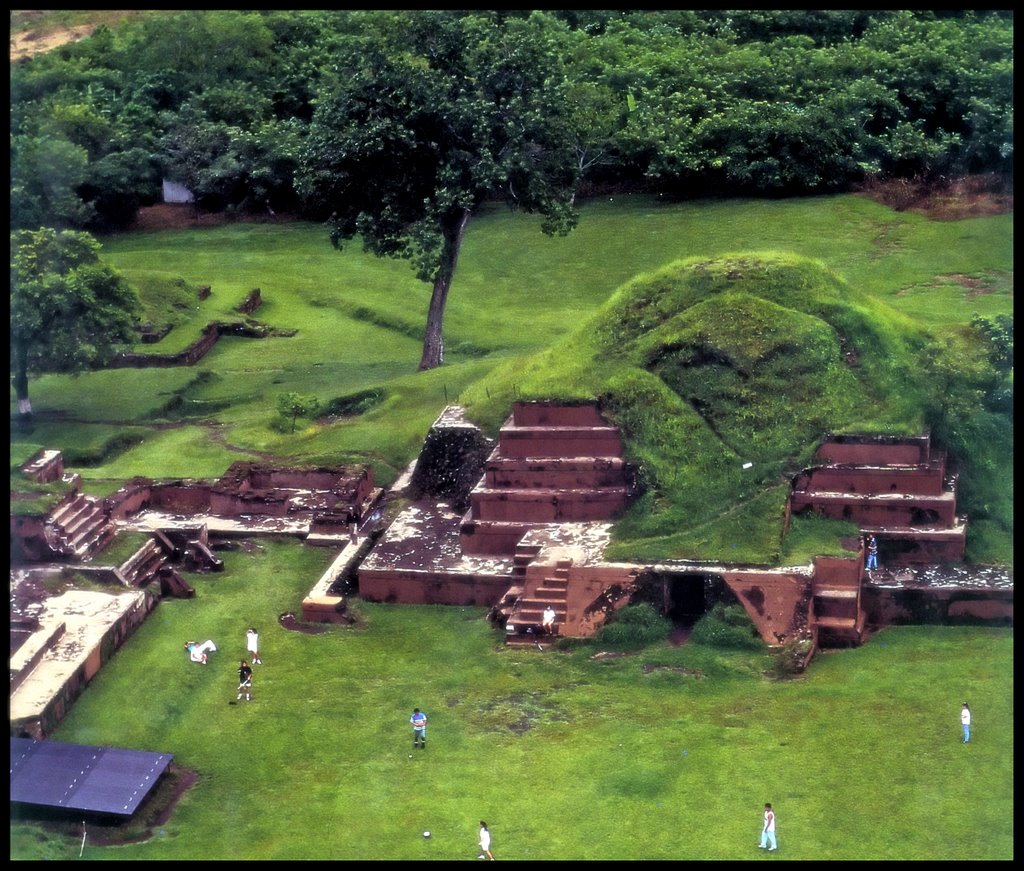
[10,737,172,817]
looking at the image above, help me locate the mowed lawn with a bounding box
[12,193,1012,493]
[9,539,1014,861]
[10,194,1013,859]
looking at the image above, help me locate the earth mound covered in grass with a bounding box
[462,252,929,565]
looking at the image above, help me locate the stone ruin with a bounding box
[8,406,1013,739]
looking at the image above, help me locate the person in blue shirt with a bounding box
[865,535,879,571]
[410,708,427,750]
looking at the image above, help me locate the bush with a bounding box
[689,602,764,651]
[592,602,672,651]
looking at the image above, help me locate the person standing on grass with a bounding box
[411,708,427,750]
[759,803,777,851]
[961,702,971,743]
[237,660,252,701]
[478,821,494,860]
[246,627,262,665]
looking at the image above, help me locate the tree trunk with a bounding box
[418,209,472,371]
[12,347,32,418]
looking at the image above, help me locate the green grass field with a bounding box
[12,193,1013,495]
[9,193,1013,858]
[8,538,1014,860]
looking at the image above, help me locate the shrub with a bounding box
[689,602,764,650]
[323,388,386,418]
[592,602,672,650]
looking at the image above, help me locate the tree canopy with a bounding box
[8,9,1014,373]
[10,228,141,417]
[296,10,582,369]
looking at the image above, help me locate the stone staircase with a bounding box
[790,434,967,565]
[108,533,194,597]
[460,402,633,557]
[808,555,867,646]
[45,491,116,561]
[504,553,571,647]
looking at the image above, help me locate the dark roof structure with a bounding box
[10,737,172,817]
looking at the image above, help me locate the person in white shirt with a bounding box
[479,821,494,860]
[759,803,777,851]
[541,606,557,636]
[246,628,262,665]
[961,702,971,743]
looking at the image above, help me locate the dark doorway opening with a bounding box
[667,572,728,625]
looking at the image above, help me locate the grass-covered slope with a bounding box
[462,252,932,565]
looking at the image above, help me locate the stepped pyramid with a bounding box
[790,433,967,565]
[459,402,634,556]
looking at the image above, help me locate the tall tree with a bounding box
[10,228,140,418]
[296,10,581,370]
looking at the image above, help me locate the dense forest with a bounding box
[10,9,1014,233]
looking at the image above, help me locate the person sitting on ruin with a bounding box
[542,606,557,636]
[185,639,217,664]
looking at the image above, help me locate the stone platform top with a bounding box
[518,522,615,567]
[10,576,147,723]
[119,510,319,538]
[360,501,514,576]
[864,564,1013,589]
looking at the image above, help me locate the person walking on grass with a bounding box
[237,660,252,701]
[246,627,262,665]
[478,821,494,860]
[411,708,427,750]
[759,803,777,851]
[961,701,971,743]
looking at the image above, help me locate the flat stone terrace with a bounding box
[10,568,150,736]
[358,500,618,607]
[119,510,324,539]
[864,563,1013,590]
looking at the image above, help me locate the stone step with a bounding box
[538,580,569,592]
[460,519,539,556]
[496,434,623,460]
[504,634,551,648]
[469,487,631,522]
[51,494,89,528]
[813,615,858,629]
[510,403,609,427]
[814,588,858,600]
[67,512,108,547]
[59,501,105,538]
[796,464,947,497]
[76,523,117,561]
[485,456,628,489]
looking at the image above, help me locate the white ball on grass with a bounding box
[423,831,431,838]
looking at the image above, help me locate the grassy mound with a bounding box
[462,252,931,564]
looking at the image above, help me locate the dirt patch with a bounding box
[278,611,333,634]
[10,24,96,62]
[856,173,1013,221]
[930,273,993,298]
[642,663,705,678]
[10,11,150,63]
[129,204,299,232]
[21,765,199,847]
